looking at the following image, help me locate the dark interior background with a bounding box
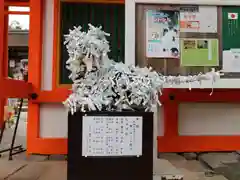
[59,2,125,84]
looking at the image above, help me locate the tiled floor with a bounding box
[0,157,228,180]
[0,112,235,180]
[0,160,67,180]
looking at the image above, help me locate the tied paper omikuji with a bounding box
[63,24,223,114]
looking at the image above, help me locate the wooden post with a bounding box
[164,58,167,75]
[27,0,43,154]
[152,104,159,175]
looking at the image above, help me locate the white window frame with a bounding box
[125,0,240,89]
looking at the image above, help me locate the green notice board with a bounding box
[180,39,219,66]
[222,7,240,51]
[59,2,125,84]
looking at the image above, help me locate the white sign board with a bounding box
[82,116,143,157]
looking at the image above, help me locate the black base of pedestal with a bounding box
[68,111,153,180]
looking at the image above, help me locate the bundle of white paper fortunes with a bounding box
[63,24,223,114]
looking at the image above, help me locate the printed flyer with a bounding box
[146,10,180,58]
[180,6,218,33]
[180,39,219,66]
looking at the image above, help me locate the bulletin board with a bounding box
[145,6,219,67]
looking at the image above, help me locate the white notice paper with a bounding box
[180,6,218,33]
[82,116,143,157]
[223,49,240,72]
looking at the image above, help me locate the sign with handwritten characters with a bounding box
[82,116,143,157]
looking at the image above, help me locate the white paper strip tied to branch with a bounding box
[63,24,223,114]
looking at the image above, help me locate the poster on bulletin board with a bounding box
[180,6,218,33]
[222,7,240,72]
[146,10,180,58]
[180,39,219,66]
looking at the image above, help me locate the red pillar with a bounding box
[0,0,5,128]
[27,0,43,154]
